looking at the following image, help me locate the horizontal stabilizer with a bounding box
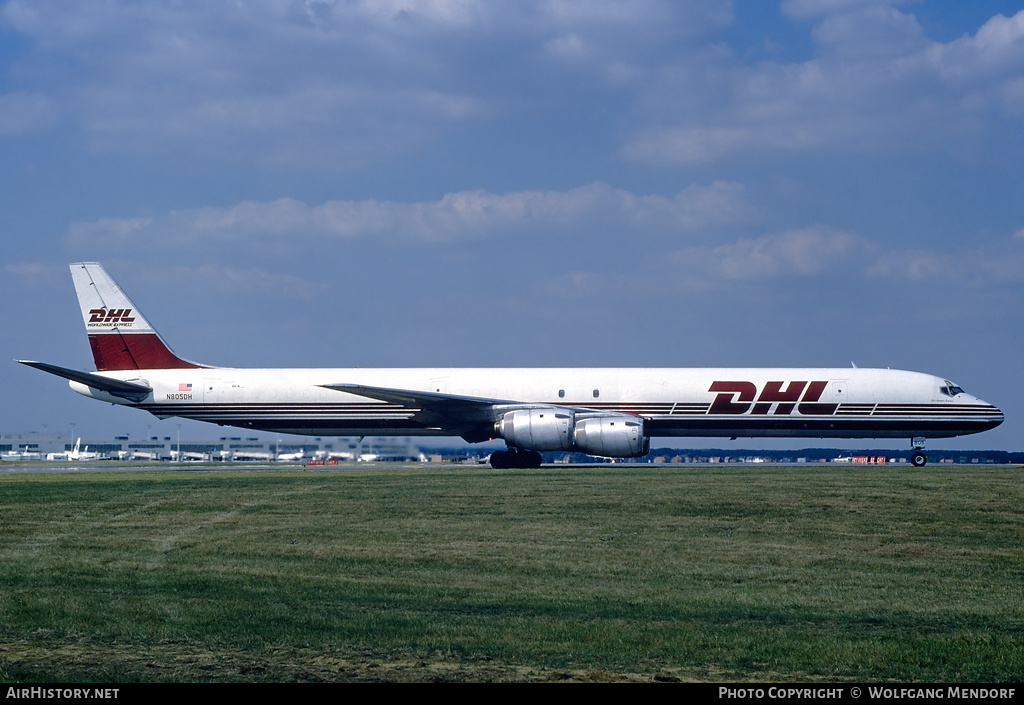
[16,360,152,402]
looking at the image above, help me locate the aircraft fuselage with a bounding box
[69,366,1002,440]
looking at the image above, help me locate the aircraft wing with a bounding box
[321,383,559,442]
[16,360,152,402]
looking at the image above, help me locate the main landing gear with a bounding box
[910,437,927,467]
[489,449,543,469]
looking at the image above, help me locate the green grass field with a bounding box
[0,464,1022,682]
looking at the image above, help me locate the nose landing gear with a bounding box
[910,437,927,467]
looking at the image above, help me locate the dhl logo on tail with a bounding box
[87,308,136,326]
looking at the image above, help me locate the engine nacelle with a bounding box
[573,415,647,457]
[497,409,574,451]
[497,409,648,458]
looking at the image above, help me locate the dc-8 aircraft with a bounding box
[19,263,1003,468]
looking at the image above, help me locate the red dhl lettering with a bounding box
[708,381,837,416]
[88,308,135,325]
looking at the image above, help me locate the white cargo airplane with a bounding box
[18,263,1003,468]
[276,449,306,462]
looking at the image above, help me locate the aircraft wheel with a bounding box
[490,450,510,469]
[911,451,927,467]
[524,450,542,468]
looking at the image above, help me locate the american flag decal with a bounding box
[179,383,192,392]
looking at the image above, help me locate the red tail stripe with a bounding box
[88,333,204,371]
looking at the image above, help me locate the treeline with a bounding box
[646,448,1024,464]
[440,447,1024,464]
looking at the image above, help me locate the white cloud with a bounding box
[867,235,1024,283]
[623,7,1024,163]
[866,249,949,280]
[143,264,323,298]
[64,181,755,246]
[11,0,1017,169]
[811,4,927,58]
[696,227,858,277]
[539,224,1024,301]
[66,217,152,245]
[0,0,731,167]
[2,262,60,279]
[623,124,820,164]
[780,0,912,21]
[541,226,865,299]
[966,10,1024,58]
[2,1,496,165]
[343,0,487,29]
[925,11,1024,103]
[546,33,588,60]
[667,227,863,288]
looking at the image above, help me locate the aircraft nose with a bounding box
[975,398,1004,430]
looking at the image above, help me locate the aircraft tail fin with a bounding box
[70,262,206,371]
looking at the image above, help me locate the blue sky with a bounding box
[2,0,1023,451]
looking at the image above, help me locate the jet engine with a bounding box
[573,415,648,457]
[496,409,648,458]
[497,409,573,451]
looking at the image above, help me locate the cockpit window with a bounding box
[940,381,965,397]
